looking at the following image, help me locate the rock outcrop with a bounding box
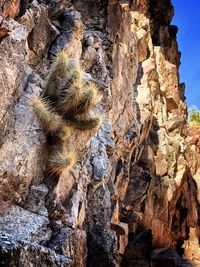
[0,0,200,266]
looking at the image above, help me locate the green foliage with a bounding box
[189,107,200,127]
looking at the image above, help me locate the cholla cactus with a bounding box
[31,50,103,176]
[58,124,72,142]
[69,117,103,131]
[45,50,69,100]
[31,96,63,133]
[74,82,103,115]
[57,64,85,115]
[47,149,77,175]
[53,57,103,130]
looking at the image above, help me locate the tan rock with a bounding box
[1,0,20,18]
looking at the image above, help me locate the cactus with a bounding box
[57,79,83,115]
[69,116,103,131]
[58,80,102,117]
[47,149,77,175]
[85,82,102,108]
[31,50,103,177]
[31,96,63,133]
[58,124,72,142]
[56,64,85,115]
[45,50,69,100]
[74,82,103,115]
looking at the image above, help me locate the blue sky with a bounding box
[172,0,200,109]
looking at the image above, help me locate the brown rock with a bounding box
[1,0,20,18]
[0,0,199,266]
[151,248,182,267]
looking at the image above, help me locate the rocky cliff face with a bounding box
[0,0,200,266]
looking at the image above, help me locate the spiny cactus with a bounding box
[86,82,103,107]
[57,80,102,119]
[56,64,85,115]
[69,116,103,131]
[31,50,103,178]
[70,63,84,81]
[45,50,69,100]
[57,80,83,115]
[47,149,77,175]
[31,96,63,133]
[74,82,103,115]
[58,124,72,142]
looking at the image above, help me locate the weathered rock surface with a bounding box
[0,0,199,266]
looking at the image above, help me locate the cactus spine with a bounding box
[69,117,103,131]
[31,50,103,176]
[72,82,102,115]
[57,64,84,115]
[45,50,69,100]
[31,96,63,133]
[48,150,77,175]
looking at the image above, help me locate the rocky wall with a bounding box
[0,0,199,266]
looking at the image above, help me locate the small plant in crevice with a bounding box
[31,49,103,175]
[188,107,200,127]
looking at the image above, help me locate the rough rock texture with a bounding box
[0,0,200,266]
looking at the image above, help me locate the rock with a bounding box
[0,205,49,241]
[24,184,49,216]
[84,35,94,47]
[167,114,185,132]
[183,228,200,266]
[169,25,178,37]
[121,229,152,267]
[27,2,59,67]
[155,152,168,176]
[50,10,83,58]
[92,155,108,180]
[0,0,20,18]
[179,83,186,101]
[19,0,29,17]
[87,223,119,267]
[48,227,87,267]
[123,166,150,208]
[0,234,72,267]
[151,248,183,267]
[0,0,200,266]
[0,17,28,140]
[0,80,46,204]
